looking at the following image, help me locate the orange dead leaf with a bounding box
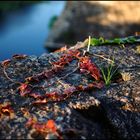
[26,117,58,136]
[21,108,31,118]
[29,93,42,99]
[54,46,67,53]
[25,76,39,83]
[19,83,31,96]
[46,119,57,133]
[19,83,28,91]
[32,98,48,105]
[0,102,15,119]
[1,59,11,67]
[79,56,101,80]
[12,54,27,59]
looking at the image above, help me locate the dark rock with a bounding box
[0,37,140,139]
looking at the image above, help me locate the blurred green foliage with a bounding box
[49,15,58,29]
[90,36,138,46]
[0,1,41,12]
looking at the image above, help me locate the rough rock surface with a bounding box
[0,37,140,139]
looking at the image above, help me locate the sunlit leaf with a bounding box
[1,59,11,67]
[0,102,15,119]
[21,107,31,118]
[12,54,27,59]
[29,93,42,99]
[26,117,58,136]
[79,56,101,80]
[19,83,31,96]
[121,72,131,81]
[54,46,67,53]
[91,38,101,46]
[136,45,140,54]
[25,76,39,83]
[32,99,48,105]
[46,120,57,133]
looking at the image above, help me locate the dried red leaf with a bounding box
[19,83,31,96]
[19,83,28,91]
[21,108,31,118]
[32,87,77,105]
[31,66,63,81]
[46,119,57,133]
[76,85,84,91]
[26,117,57,133]
[1,105,12,114]
[45,86,77,101]
[25,76,39,83]
[26,117,63,139]
[79,56,101,80]
[17,48,104,105]
[76,81,103,91]
[45,92,56,96]
[92,81,104,89]
[12,54,27,59]
[53,49,80,66]
[45,92,64,102]
[32,98,48,105]
[54,46,67,53]
[1,59,11,67]
[29,93,42,99]
[0,102,15,119]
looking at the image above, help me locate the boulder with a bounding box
[0,36,140,139]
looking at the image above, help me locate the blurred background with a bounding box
[0,1,140,60]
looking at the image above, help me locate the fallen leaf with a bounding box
[25,76,39,83]
[1,59,11,67]
[0,102,15,119]
[46,120,57,133]
[26,117,58,136]
[32,99,48,105]
[29,93,42,99]
[121,72,131,81]
[19,83,31,96]
[12,54,27,59]
[136,45,140,54]
[79,56,101,80]
[121,103,133,112]
[21,108,31,118]
[54,46,67,53]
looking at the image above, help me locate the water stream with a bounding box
[0,1,66,61]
